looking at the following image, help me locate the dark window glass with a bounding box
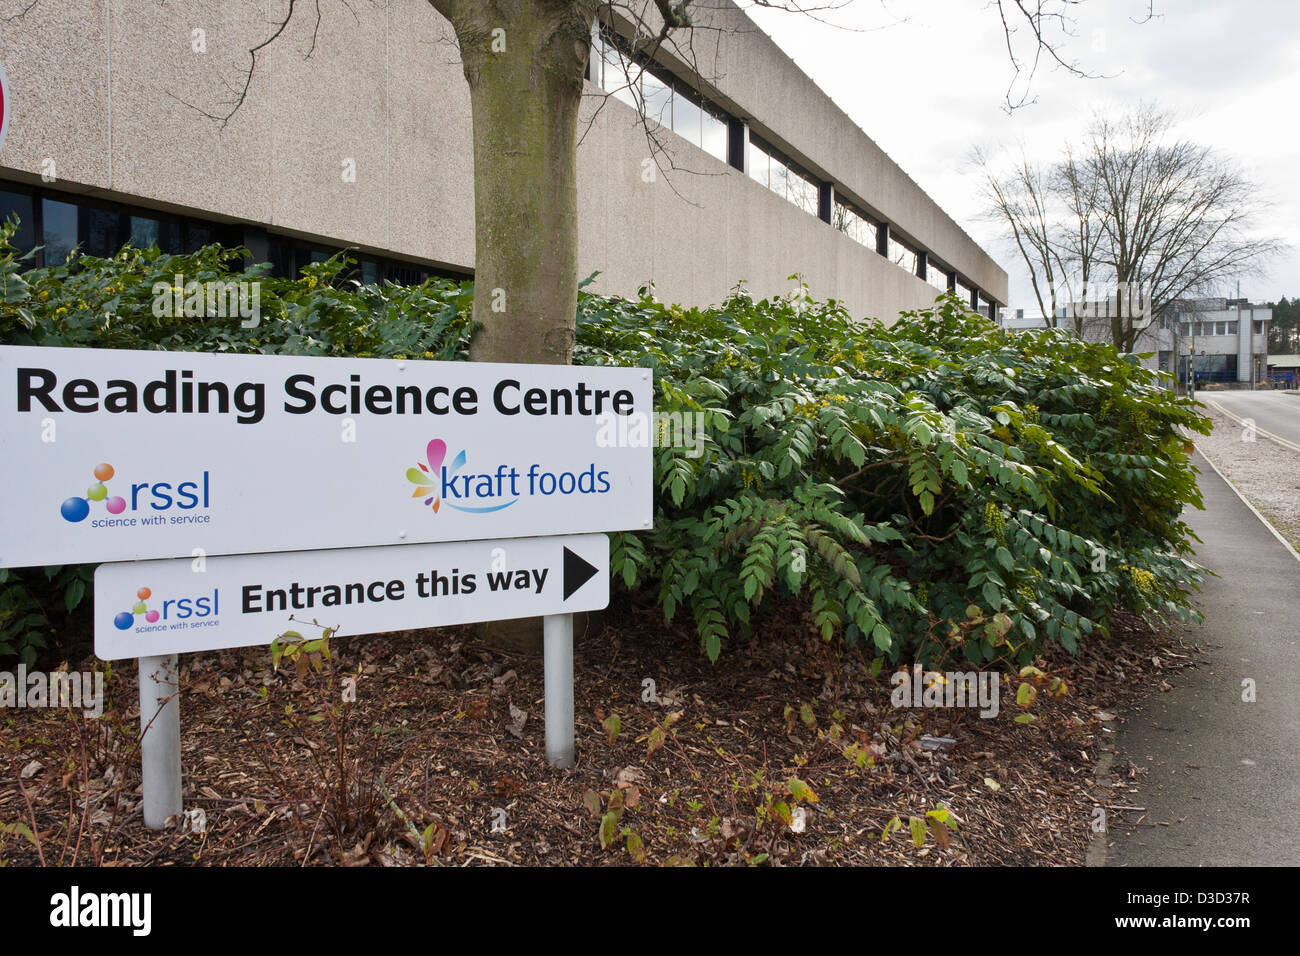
[42,198,79,265]
[266,239,294,278]
[384,262,427,286]
[157,220,183,254]
[0,190,36,253]
[86,207,125,257]
[129,216,160,249]
[184,223,214,253]
[6,179,453,287]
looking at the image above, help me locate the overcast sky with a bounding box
[743,0,1300,311]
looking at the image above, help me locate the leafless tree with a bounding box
[981,104,1282,349]
[975,148,1069,328]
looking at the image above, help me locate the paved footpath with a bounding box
[1103,451,1300,866]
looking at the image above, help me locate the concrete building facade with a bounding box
[0,0,1006,321]
[1173,299,1273,386]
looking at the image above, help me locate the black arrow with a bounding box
[562,547,599,600]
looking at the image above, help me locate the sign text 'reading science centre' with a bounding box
[0,346,653,568]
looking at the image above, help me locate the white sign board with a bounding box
[0,346,653,568]
[94,533,609,659]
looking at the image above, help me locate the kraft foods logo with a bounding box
[60,462,211,526]
[114,585,219,633]
[405,438,611,514]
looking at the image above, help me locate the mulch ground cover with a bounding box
[0,599,1201,866]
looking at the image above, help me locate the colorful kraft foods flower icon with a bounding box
[406,438,466,513]
[407,438,446,512]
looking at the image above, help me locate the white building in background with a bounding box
[1172,299,1272,386]
[998,298,1271,388]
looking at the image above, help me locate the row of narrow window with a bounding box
[1179,321,1267,337]
[0,184,450,286]
[588,24,976,302]
[588,26,729,163]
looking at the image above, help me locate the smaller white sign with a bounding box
[94,534,609,660]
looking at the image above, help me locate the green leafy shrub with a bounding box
[0,223,1210,668]
[0,564,94,666]
[581,282,1209,665]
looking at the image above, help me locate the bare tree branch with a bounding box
[992,0,1127,112]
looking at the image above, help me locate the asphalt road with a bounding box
[1200,390,1300,448]
[1103,453,1300,866]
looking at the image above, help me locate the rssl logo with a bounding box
[60,461,211,522]
[62,463,126,522]
[114,585,218,630]
[115,587,160,629]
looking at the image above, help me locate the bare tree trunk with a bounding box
[431,1,594,651]
[449,1,593,365]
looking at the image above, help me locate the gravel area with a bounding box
[1193,404,1300,551]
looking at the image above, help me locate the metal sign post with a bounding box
[543,614,575,768]
[137,654,181,829]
